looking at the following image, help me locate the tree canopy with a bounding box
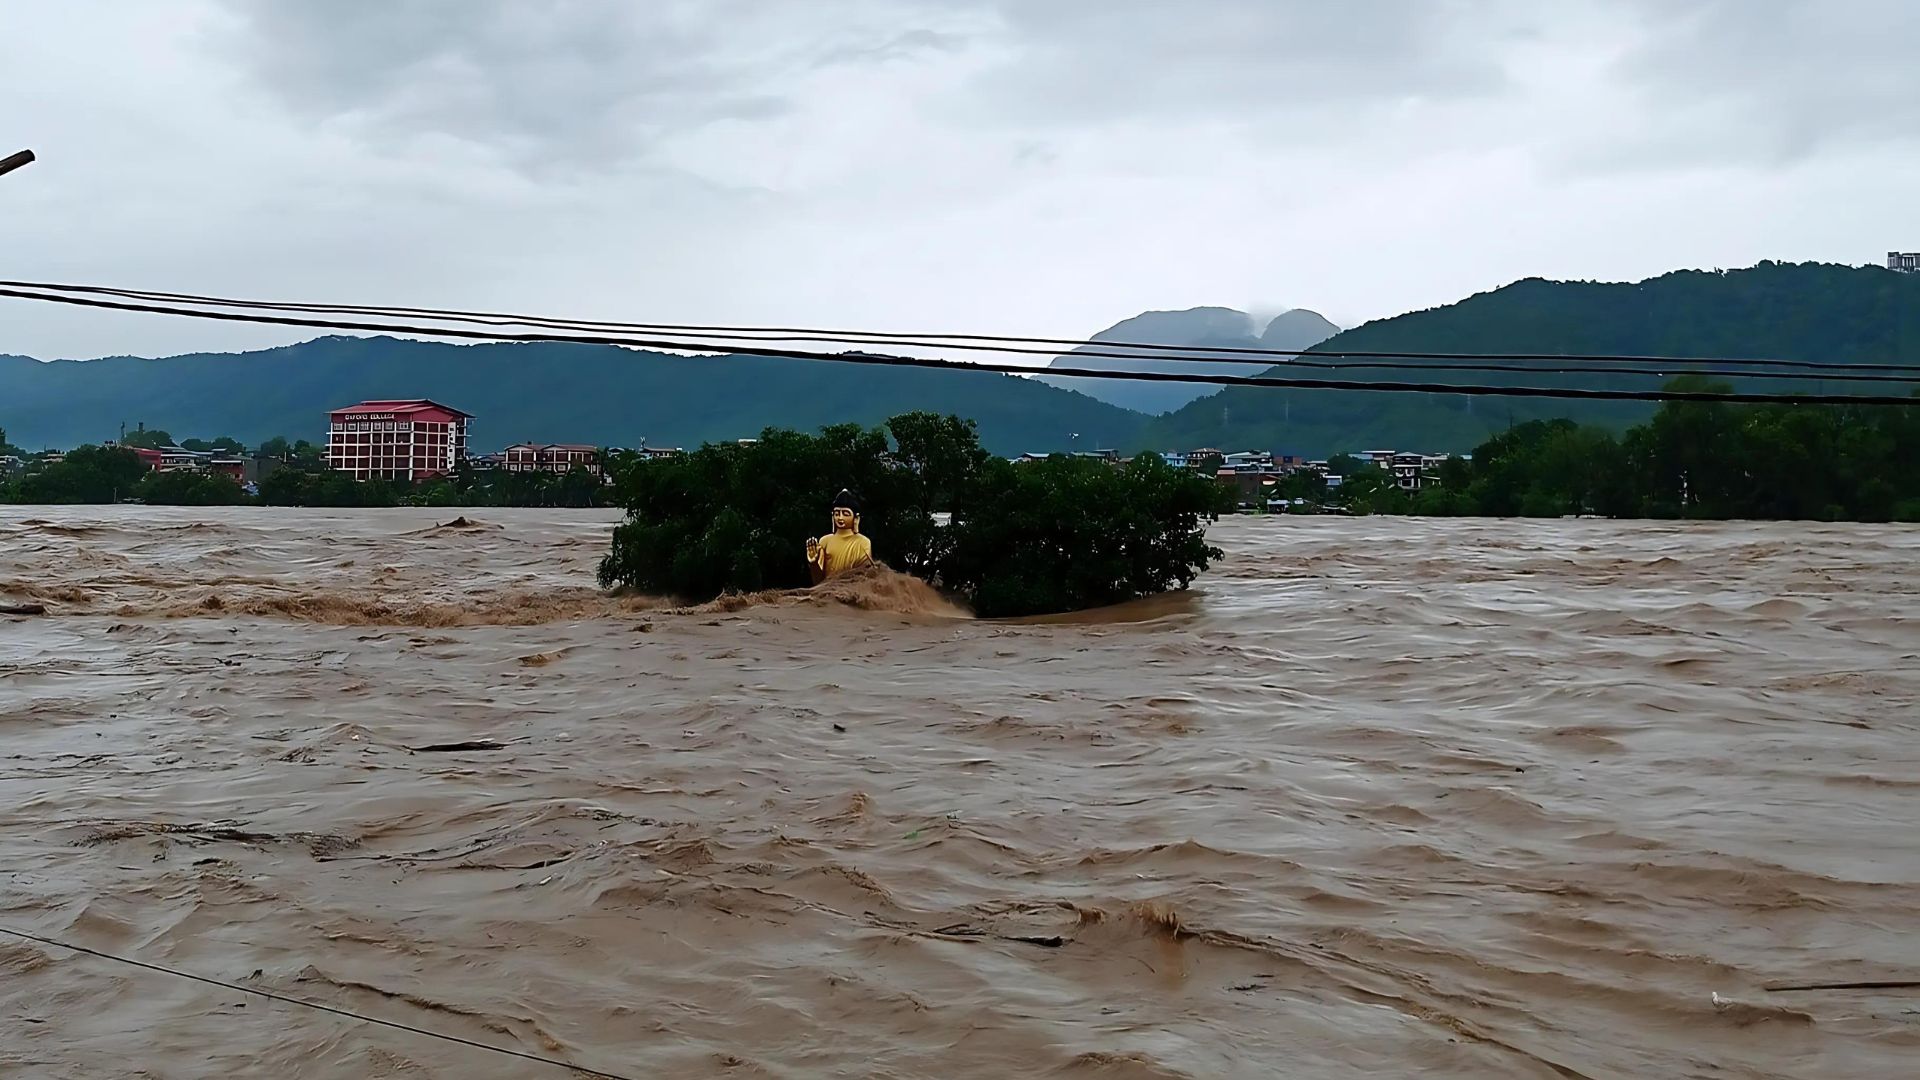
[119,428,175,450]
[137,469,248,506]
[0,445,147,504]
[597,412,1225,617]
[1355,384,1920,521]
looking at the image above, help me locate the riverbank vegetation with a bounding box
[9,389,1914,528]
[256,460,611,509]
[1321,385,1920,521]
[0,443,614,509]
[596,412,1227,617]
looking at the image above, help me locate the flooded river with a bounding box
[2,508,1917,1078]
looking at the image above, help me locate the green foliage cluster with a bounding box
[256,459,612,509]
[258,468,407,508]
[1331,463,1413,516]
[118,428,174,450]
[0,429,614,509]
[0,445,148,504]
[597,412,1225,617]
[1368,382,1920,521]
[253,436,327,466]
[596,414,985,599]
[408,466,609,509]
[118,428,245,455]
[182,437,244,455]
[940,454,1226,616]
[0,443,252,506]
[136,469,248,506]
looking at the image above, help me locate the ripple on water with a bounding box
[1,507,1917,1078]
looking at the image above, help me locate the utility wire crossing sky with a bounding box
[3,282,1914,408]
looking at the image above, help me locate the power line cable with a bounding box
[26,285,1920,385]
[3,285,1916,407]
[0,149,34,179]
[7,277,1919,376]
[0,923,640,1079]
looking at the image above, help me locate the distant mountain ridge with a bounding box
[0,336,1149,456]
[1036,306,1341,415]
[1145,262,1920,455]
[11,264,1905,462]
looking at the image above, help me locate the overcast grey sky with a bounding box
[4,0,1916,360]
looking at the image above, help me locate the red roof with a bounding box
[332,399,473,418]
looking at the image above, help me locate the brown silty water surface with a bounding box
[2,507,1917,1079]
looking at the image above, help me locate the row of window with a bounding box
[330,421,465,433]
[334,460,449,465]
[328,435,454,444]
[329,460,452,467]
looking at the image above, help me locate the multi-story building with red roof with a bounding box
[326,399,472,481]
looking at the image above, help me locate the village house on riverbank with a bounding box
[1013,443,1462,512]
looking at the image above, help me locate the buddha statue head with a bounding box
[830,488,860,535]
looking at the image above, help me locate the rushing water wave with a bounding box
[2,507,1917,1078]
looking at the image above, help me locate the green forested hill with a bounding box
[0,335,1148,455]
[10,263,1916,461]
[1146,262,1920,455]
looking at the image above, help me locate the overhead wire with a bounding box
[2,285,1916,407]
[7,277,1920,377]
[0,923,641,1079]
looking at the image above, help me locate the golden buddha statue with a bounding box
[806,489,874,583]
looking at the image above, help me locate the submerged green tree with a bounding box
[137,469,248,506]
[598,412,1224,616]
[598,418,937,599]
[1330,463,1408,515]
[257,469,403,508]
[1,445,147,504]
[1388,379,1920,522]
[939,454,1225,617]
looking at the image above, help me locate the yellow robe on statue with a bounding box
[813,531,873,578]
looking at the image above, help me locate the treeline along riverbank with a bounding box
[8,387,1918,522]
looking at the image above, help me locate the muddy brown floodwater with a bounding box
[2,507,1917,1079]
